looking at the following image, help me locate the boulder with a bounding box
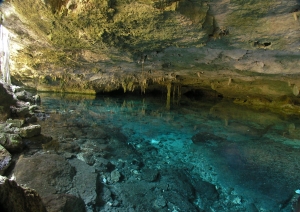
[12,106,31,118]
[68,158,98,211]
[0,176,47,212]
[13,154,75,197]
[13,154,77,211]
[2,134,24,153]
[0,145,12,175]
[0,82,15,121]
[15,90,33,102]
[19,125,41,138]
[6,119,24,128]
[42,194,85,212]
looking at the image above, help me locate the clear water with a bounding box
[37,92,300,211]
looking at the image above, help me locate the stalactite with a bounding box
[166,83,171,110]
[0,25,11,84]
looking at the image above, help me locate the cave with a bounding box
[0,0,300,211]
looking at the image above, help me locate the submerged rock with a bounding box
[42,193,85,212]
[110,169,121,183]
[0,175,47,212]
[191,132,225,145]
[68,158,98,211]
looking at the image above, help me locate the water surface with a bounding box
[37,92,300,211]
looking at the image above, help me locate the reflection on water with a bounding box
[37,92,300,211]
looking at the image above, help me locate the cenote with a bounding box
[18,90,300,212]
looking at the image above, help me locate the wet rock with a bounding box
[13,154,75,197]
[0,176,47,212]
[0,144,12,175]
[110,169,121,183]
[19,124,41,138]
[78,151,95,165]
[42,194,85,212]
[68,158,98,211]
[3,134,24,153]
[153,195,166,209]
[141,168,159,182]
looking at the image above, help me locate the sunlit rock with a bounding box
[19,124,41,138]
[6,118,24,128]
[3,133,23,153]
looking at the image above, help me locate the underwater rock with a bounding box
[110,169,121,183]
[19,124,41,138]
[42,193,85,212]
[68,158,98,210]
[191,132,225,144]
[3,133,24,153]
[0,175,47,212]
[0,144,12,175]
[141,168,159,182]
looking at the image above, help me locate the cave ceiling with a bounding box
[0,0,300,100]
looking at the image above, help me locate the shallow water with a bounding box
[36,92,300,211]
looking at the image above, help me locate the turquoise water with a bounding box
[37,92,300,211]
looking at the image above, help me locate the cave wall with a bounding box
[0,0,300,101]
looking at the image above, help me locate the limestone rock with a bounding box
[68,158,98,210]
[11,106,31,118]
[19,124,41,138]
[110,169,121,183]
[141,168,159,182]
[6,119,24,128]
[15,90,33,102]
[0,175,47,212]
[3,134,24,153]
[42,193,85,212]
[12,154,86,212]
[13,154,75,197]
[0,82,15,121]
[0,145,12,175]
